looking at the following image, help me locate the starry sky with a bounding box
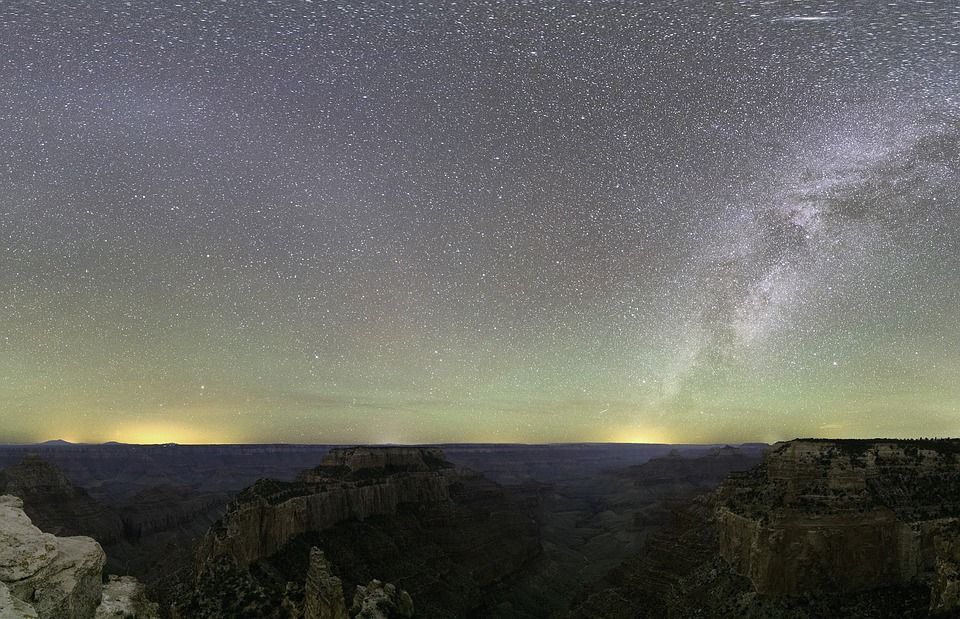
[1,1,958,445]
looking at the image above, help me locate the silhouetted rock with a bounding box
[197,447,459,568]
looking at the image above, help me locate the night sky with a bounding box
[1,1,958,445]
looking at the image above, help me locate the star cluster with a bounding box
[1,1,958,444]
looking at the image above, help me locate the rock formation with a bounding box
[181,446,540,617]
[718,439,960,607]
[931,521,960,616]
[570,439,960,618]
[350,580,414,619]
[300,547,413,619]
[0,495,157,619]
[0,495,105,618]
[93,576,159,619]
[0,581,38,619]
[304,548,348,619]
[197,447,459,568]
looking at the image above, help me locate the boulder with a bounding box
[0,495,105,619]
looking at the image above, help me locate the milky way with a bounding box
[1,1,958,444]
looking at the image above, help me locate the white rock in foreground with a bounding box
[94,576,159,619]
[0,495,104,618]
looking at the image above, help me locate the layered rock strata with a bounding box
[0,495,105,618]
[183,446,540,617]
[198,447,458,568]
[718,439,960,604]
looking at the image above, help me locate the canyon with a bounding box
[4,439,959,617]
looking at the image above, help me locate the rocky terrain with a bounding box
[719,440,960,599]
[571,439,960,618]
[178,446,540,617]
[0,494,158,619]
[0,456,228,611]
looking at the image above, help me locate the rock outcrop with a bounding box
[0,495,157,619]
[181,447,540,617]
[350,580,414,619]
[931,521,960,615]
[570,439,960,618]
[301,547,413,619]
[197,447,458,568]
[93,576,159,619]
[718,439,960,608]
[0,495,105,618]
[303,548,348,619]
[0,581,38,619]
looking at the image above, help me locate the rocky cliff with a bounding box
[569,439,960,618]
[197,447,458,568]
[303,548,348,619]
[0,495,157,619]
[181,446,540,618]
[718,439,960,606]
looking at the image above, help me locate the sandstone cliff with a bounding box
[570,439,960,618]
[93,576,159,619]
[197,447,458,568]
[0,495,105,618]
[718,439,960,607]
[181,446,540,618]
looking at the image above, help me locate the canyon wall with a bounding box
[197,447,457,567]
[717,439,960,612]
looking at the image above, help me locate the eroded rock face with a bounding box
[303,548,348,619]
[931,523,960,616]
[0,581,38,619]
[197,447,457,568]
[93,576,159,619]
[182,447,540,617]
[718,439,960,605]
[0,495,158,619]
[350,580,413,619]
[0,495,105,619]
